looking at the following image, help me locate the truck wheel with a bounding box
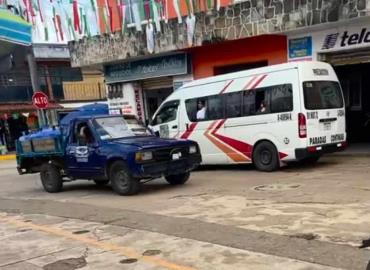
[93,180,109,186]
[253,141,280,172]
[109,161,140,195]
[165,172,190,185]
[40,163,63,193]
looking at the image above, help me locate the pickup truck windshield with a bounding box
[94,117,150,140]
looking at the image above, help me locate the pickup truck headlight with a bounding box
[135,151,153,162]
[189,145,197,154]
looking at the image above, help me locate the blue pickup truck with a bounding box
[16,105,201,195]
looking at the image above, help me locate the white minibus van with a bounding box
[149,61,346,171]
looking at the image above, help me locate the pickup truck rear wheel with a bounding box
[109,161,140,195]
[165,172,190,185]
[40,163,63,193]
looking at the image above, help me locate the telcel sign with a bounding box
[321,27,370,51]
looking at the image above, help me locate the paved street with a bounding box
[1,155,370,269]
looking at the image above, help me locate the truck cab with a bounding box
[16,111,201,195]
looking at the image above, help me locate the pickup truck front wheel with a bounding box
[165,172,190,185]
[40,163,63,193]
[109,161,140,195]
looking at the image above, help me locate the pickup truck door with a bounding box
[65,121,105,178]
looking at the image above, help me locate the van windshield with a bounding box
[303,81,344,110]
[94,116,150,140]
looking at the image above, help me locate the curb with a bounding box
[0,155,16,161]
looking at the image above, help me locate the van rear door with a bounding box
[303,80,346,147]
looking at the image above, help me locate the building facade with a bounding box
[0,43,106,151]
[69,0,370,141]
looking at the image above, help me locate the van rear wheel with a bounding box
[253,141,280,172]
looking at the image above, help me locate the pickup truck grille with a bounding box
[153,147,189,161]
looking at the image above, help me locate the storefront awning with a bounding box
[0,9,32,47]
[0,102,62,113]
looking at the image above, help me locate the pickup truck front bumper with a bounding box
[137,154,202,178]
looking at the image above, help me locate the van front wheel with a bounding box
[253,141,280,172]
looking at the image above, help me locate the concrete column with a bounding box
[26,47,45,127]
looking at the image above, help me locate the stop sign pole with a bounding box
[27,49,46,127]
[32,92,49,127]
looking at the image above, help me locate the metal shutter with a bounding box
[141,77,173,90]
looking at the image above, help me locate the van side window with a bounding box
[185,99,198,122]
[270,84,293,113]
[226,92,242,118]
[243,91,256,116]
[152,101,179,125]
[242,84,293,116]
[185,96,223,122]
[206,95,224,120]
[185,83,293,121]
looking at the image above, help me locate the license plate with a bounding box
[172,153,181,160]
[324,122,331,131]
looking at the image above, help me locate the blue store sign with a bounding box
[289,36,312,59]
[105,53,189,83]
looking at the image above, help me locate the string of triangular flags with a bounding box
[5,0,222,42]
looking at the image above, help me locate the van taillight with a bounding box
[298,113,307,138]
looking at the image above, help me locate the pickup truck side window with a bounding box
[152,101,179,126]
[74,122,95,146]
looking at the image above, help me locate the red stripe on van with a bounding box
[180,122,198,139]
[219,80,234,94]
[243,76,258,90]
[250,74,267,89]
[210,119,288,161]
[211,119,253,159]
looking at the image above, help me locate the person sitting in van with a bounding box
[257,101,267,114]
[196,100,206,120]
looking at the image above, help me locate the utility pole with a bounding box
[26,47,46,127]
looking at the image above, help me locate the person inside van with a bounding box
[196,100,206,120]
[257,101,267,114]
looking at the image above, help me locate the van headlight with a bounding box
[189,145,197,154]
[135,151,153,162]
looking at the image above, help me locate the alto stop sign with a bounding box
[32,91,49,109]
